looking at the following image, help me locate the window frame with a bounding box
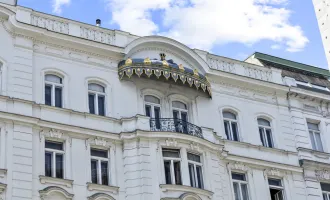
[231,172,250,200]
[187,152,204,189]
[88,83,106,116]
[44,140,65,179]
[162,148,182,185]
[258,118,274,148]
[307,121,323,152]
[223,111,240,141]
[321,183,330,200]
[172,101,189,122]
[144,95,162,119]
[90,148,110,186]
[268,178,285,200]
[44,74,63,108]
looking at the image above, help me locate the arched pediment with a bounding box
[87,193,115,200]
[125,36,208,74]
[39,186,74,200]
[180,192,202,200]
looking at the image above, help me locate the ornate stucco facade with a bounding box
[0,1,330,200]
[313,0,330,68]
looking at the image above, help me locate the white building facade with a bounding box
[313,0,330,68]
[0,1,330,200]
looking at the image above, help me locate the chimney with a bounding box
[96,19,101,27]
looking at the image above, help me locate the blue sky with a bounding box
[18,0,328,69]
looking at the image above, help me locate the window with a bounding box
[223,111,239,141]
[90,148,109,185]
[268,178,285,200]
[232,172,249,200]
[88,83,106,116]
[258,118,273,148]
[308,122,323,152]
[162,149,182,185]
[45,74,63,108]
[45,140,64,179]
[172,101,188,133]
[321,183,330,200]
[144,95,161,129]
[188,153,203,189]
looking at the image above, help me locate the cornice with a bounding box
[0,169,6,178]
[39,175,74,188]
[0,183,6,194]
[86,183,119,194]
[159,184,213,199]
[297,147,330,159]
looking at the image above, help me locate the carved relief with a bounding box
[316,169,330,181]
[80,27,115,45]
[244,66,272,81]
[264,168,285,178]
[86,137,112,149]
[228,162,249,172]
[40,128,63,140]
[189,142,200,152]
[208,58,236,73]
[31,15,69,34]
[165,138,177,147]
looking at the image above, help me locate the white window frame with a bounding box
[231,172,250,200]
[90,148,110,185]
[323,192,330,200]
[258,119,274,148]
[162,149,182,185]
[45,140,65,179]
[144,95,161,118]
[187,152,204,189]
[45,74,63,107]
[268,178,285,200]
[88,83,106,116]
[172,101,188,122]
[223,111,239,141]
[308,122,323,152]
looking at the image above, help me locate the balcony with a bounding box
[150,118,203,138]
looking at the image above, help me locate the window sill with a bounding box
[39,175,74,188]
[159,184,213,198]
[0,169,7,178]
[0,183,6,193]
[297,147,330,159]
[87,182,119,194]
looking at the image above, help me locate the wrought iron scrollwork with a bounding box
[150,118,203,138]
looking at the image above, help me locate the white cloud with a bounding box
[52,0,70,15]
[271,44,281,50]
[105,0,308,52]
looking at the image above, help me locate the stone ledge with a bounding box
[39,175,74,188]
[0,169,6,178]
[0,183,6,193]
[87,182,119,194]
[297,147,330,159]
[160,184,213,199]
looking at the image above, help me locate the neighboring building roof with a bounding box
[252,52,330,78]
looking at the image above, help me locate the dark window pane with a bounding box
[45,85,52,106]
[164,160,171,184]
[101,161,108,185]
[174,161,182,185]
[181,112,188,133]
[224,121,230,140]
[259,128,265,146]
[162,149,180,158]
[189,164,195,187]
[154,106,161,129]
[181,112,188,122]
[145,105,151,117]
[266,129,273,148]
[98,95,105,116]
[45,152,52,177]
[232,173,246,181]
[45,141,63,150]
[232,122,239,141]
[187,153,201,162]
[91,160,98,184]
[196,166,203,189]
[56,154,63,179]
[91,149,108,158]
[268,178,282,186]
[89,94,95,114]
[173,110,179,119]
[322,183,330,192]
[55,87,62,108]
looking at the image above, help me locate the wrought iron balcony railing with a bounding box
[150,118,203,138]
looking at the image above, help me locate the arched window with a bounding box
[88,83,106,116]
[258,118,273,148]
[45,74,63,108]
[172,101,188,133]
[223,111,239,141]
[144,95,161,129]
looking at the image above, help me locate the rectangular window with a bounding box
[89,94,95,114]
[259,127,273,148]
[45,140,64,179]
[162,149,182,185]
[308,122,323,152]
[45,85,52,106]
[322,183,330,200]
[232,172,249,200]
[55,87,62,108]
[98,95,105,116]
[188,153,203,189]
[268,178,284,200]
[224,120,239,141]
[90,148,109,185]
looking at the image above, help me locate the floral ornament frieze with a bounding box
[118,58,212,97]
[316,169,330,181]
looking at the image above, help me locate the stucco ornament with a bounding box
[189,142,200,152]
[316,169,330,180]
[86,137,112,149]
[39,186,74,200]
[40,128,64,141]
[228,162,249,172]
[166,138,177,147]
[264,168,285,178]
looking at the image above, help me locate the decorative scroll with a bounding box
[118,58,212,97]
[150,118,203,138]
[31,15,69,34]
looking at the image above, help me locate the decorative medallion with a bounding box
[125,58,132,66]
[144,57,151,65]
[162,60,169,67]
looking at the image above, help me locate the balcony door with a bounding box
[144,95,161,130]
[172,101,188,133]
